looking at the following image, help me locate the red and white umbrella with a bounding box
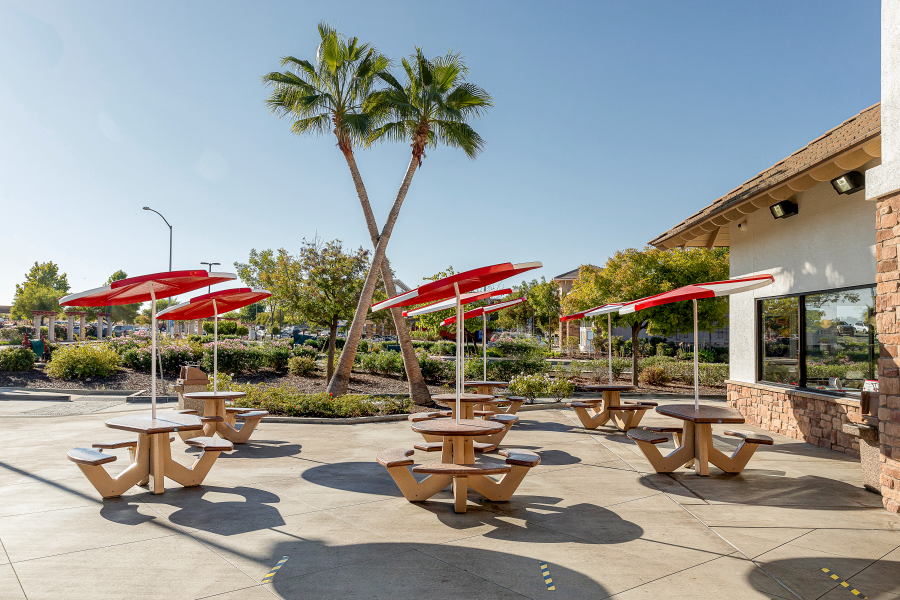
[157,288,271,392]
[618,275,773,409]
[372,261,541,423]
[585,304,626,384]
[441,297,527,382]
[60,270,237,418]
[401,288,511,317]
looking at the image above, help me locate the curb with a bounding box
[0,393,72,402]
[262,403,563,424]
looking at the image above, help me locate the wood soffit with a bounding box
[650,103,882,250]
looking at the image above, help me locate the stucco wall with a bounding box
[728,158,880,383]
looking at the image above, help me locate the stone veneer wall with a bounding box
[876,192,900,513]
[726,381,860,458]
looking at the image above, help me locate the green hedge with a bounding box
[0,347,36,371]
[46,344,119,378]
[230,385,411,417]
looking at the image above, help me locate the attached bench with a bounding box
[627,429,669,444]
[725,430,774,445]
[413,463,511,476]
[568,399,654,431]
[185,436,235,452]
[68,448,117,466]
[234,410,268,421]
[93,436,175,474]
[629,425,773,475]
[491,396,525,415]
[472,413,519,446]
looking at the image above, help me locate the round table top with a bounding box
[183,391,247,401]
[465,381,509,387]
[411,418,504,437]
[105,412,204,434]
[432,393,495,403]
[656,403,745,424]
[581,385,636,392]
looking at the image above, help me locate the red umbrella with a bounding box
[441,297,526,383]
[618,275,773,409]
[157,288,271,392]
[401,288,511,317]
[372,261,542,423]
[60,270,237,418]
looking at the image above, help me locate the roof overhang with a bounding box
[649,104,882,250]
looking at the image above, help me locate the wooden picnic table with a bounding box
[628,404,773,476]
[67,412,233,498]
[567,385,655,431]
[432,392,498,419]
[426,393,519,447]
[465,380,508,396]
[182,391,268,444]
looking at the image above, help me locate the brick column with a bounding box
[876,192,900,513]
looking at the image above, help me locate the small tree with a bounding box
[11,261,70,320]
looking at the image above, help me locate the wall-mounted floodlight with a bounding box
[770,200,798,219]
[830,171,865,195]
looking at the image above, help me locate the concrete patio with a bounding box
[1,398,898,599]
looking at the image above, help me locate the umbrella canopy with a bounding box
[372,262,541,311]
[157,288,271,393]
[440,297,526,326]
[584,304,626,384]
[156,288,271,320]
[403,288,512,317]
[619,275,774,409]
[59,270,237,307]
[618,275,774,315]
[560,305,607,322]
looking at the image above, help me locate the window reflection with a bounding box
[761,297,799,385]
[805,288,877,393]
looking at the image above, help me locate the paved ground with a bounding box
[0,399,898,599]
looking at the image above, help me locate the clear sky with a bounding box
[0,0,881,303]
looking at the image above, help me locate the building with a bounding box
[649,2,900,514]
[552,266,598,348]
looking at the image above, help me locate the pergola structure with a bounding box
[30,311,57,342]
[64,311,88,342]
[95,312,109,341]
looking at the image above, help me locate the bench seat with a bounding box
[608,405,653,412]
[184,437,234,452]
[407,412,445,423]
[67,448,117,466]
[176,409,198,415]
[498,449,541,467]
[413,441,497,453]
[412,463,511,476]
[490,414,518,424]
[226,407,255,414]
[624,401,659,407]
[235,410,268,420]
[725,430,774,445]
[92,436,174,449]
[627,429,669,444]
[200,416,225,423]
[643,426,683,433]
[376,448,415,468]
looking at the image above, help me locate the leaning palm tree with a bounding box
[326,48,493,396]
[261,23,431,403]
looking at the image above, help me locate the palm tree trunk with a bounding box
[341,152,430,404]
[327,154,419,397]
[326,317,338,383]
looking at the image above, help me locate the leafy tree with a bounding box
[11,261,69,320]
[106,270,140,325]
[563,247,729,384]
[261,24,430,403]
[235,249,281,331]
[274,239,372,382]
[328,47,492,397]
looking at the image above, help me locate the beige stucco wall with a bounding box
[728,158,880,383]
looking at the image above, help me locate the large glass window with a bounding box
[758,285,877,396]
[805,289,877,392]
[760,297,799,385]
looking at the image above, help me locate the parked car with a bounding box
[854,322,869,334]
[834,320,854,336]
[113,325,135,337]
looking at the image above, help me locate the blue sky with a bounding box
[0,0,881,303]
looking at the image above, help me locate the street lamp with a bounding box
[200,262,220,293]
[143,207,173,334]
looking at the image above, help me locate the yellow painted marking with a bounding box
[539,562,555,591]
[820,567,867,599]
[261,556,289,583]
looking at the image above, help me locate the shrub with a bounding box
[358,339,369,354]
[203,341,251,374]
[547,378,574,402]
[0,328,22,343]
[207,371,234,391]
[304,338,325,350]
[508,373,549,402]
[262,340,293,370]
[293,345,318,360]
[639,364,670,386]
[46,344,119,378]
[121,347,152,372]
[159,344,202,375]
[230,384,411,418]
[235,325,249,337]
[418,353,451,382]
[288,356,316,376]
[611,357,630,378]
[106,337,145,355]
[0,346,36,371]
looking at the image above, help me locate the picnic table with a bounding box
[377,418,540,513]
[568,385,657,431]
[465,380,508,396]
[66,412,233,497]
[182,391,268,444]
[428,393,519,447]
[628,404,773,476]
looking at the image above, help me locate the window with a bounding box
[758,285,877,396]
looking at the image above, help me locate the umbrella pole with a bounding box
[608,313,613,384]
[455,282,461,425]
[213,299,218,393]
[483,312,487,382]
[150,286,157,420]
[693,298,699,411]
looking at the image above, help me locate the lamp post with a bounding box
[143,207,173,335]
[200,262,220,293]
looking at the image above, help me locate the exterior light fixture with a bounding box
[769,200,798,220]
[830,171,864,195]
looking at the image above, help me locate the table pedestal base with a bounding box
[631,423,766,476]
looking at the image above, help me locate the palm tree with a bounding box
[261,24,431,403]
[326,48,493,397]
